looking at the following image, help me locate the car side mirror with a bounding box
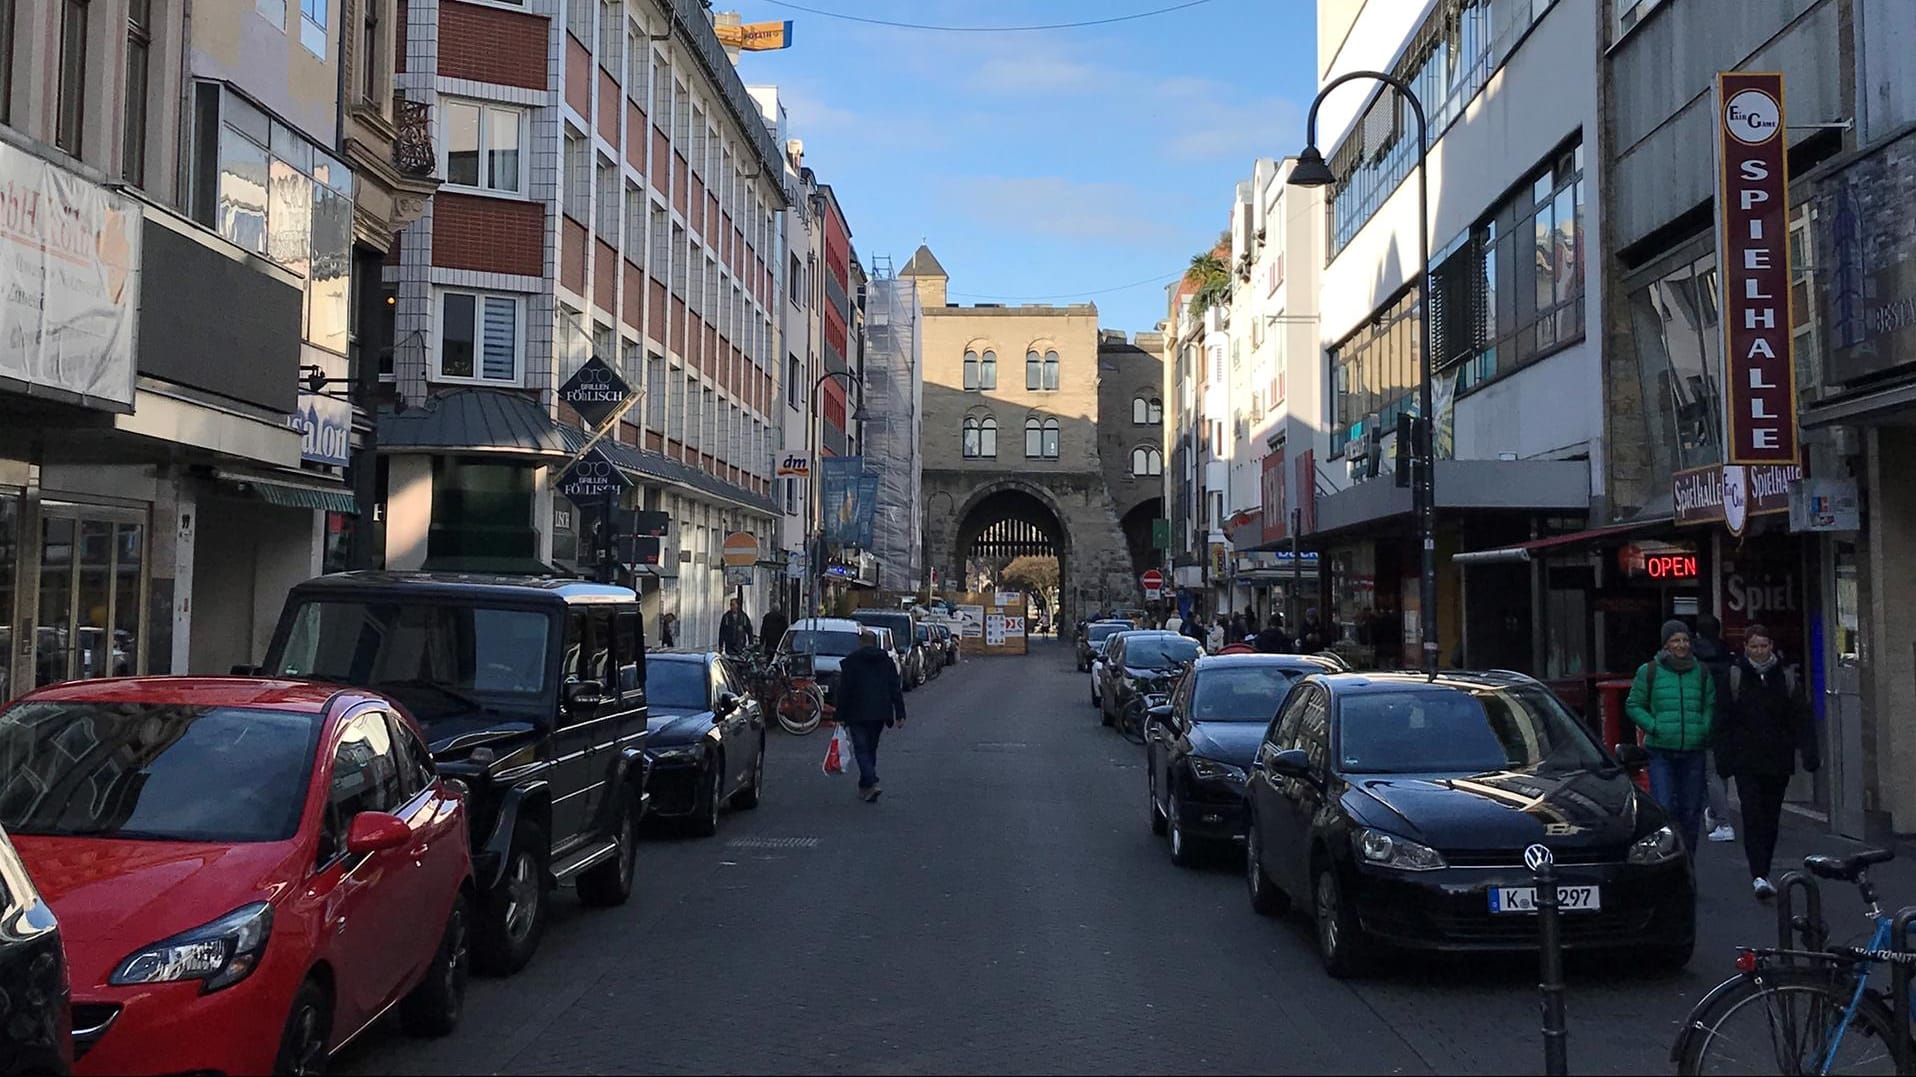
[564,679,606,714]
[1147,703,1173,721]
[716,690,741,716]
[1613,743,1650,770]
[1268,747,1313,778]
[345,812,411,855]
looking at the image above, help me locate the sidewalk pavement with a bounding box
[1693,804,1912,957]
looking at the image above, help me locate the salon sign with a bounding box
[1714,71,1799,466]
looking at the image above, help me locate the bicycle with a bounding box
[1673,848,1913,1075]
[740,649,825,736]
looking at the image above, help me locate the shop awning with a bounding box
[1800,374,1916,428]
[1451,520,1663,566]
[217,471,360,515]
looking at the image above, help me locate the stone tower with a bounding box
[899,244,948,309]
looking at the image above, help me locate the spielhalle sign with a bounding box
[1714,71,1799,466]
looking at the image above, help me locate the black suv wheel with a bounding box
[578,790,639,907]
[474,821,547,975]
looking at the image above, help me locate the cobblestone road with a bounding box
[338,638,1898,1075]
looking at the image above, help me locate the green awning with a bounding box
[243,479,360,515]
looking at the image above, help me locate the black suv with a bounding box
[850,609,925,689]
[260,571,653,975]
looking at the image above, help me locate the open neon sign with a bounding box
[1643,554,1699,580]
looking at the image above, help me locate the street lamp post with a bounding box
[808,370,863,619]
[1288,70,1437,676]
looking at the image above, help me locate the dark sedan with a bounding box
[0,824,68,1075]
[1244,671,1694,978]
[1145,654,1343,866]
[1097,631,1201,733]
[642,652,766,836]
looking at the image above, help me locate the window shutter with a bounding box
[482,297,517,379]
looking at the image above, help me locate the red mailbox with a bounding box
[1597,678,1650,792]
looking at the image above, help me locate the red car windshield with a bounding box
[0,701,320,843]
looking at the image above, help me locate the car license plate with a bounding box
[1488,886,1600,913]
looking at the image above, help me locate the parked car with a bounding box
[0,676,474,1074]
[776,617,867,712]
[0,823,70,1076]
[258,571,652,976]
[1145,654,1345,866]
[1097,631,1201,733]
[642,651,766,835]
[850,609,926,689]
[914,624,945,679]
[1244,671,1695,977]
[928,623,959,667]
[1075,620,1132,673]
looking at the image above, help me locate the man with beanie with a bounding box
[1692,613,1737,842]
[1624,619,1717,856]
[1714,624,1818,899]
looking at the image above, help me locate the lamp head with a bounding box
[1287,146,1335,188]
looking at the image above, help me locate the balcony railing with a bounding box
[394,99,435,178]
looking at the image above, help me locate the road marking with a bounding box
[971,742,1031,750]
[725,836,820,849]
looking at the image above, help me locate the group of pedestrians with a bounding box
[1160,603,1325,657]
[1624,614,1818,900]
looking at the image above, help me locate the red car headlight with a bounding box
[110,902,273,993]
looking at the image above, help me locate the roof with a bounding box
[1318,670,1538,693]
[18,676,346,711]
[562,426,779,516]
[379,389,571,459]
[1196,653,1344,671]
[791,617,862,631]
[290,571,638,603]
[899,244,946,279]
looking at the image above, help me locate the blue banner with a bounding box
[851,474,880,548]
[820,456,864,546]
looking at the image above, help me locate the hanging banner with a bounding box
[852,474,880,548]
[1714,71,1799,465]
[820,456,866,546]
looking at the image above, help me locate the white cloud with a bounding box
[942,176,1184,243]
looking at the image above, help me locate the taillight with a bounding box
[1735,950,1758,975]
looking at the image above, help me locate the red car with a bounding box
[0,677,474,1075]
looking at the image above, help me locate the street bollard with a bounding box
[1526,843,1568,1077]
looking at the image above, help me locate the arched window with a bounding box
[1025,417,1042,458]
[1043,417,1060,458]
[979,416,997,457]
[1044,350,1059,390]
[963,350,979,390]
[1148,397,1162,424]
[1132,397,1147,424]
[1026,350,1042,390]
[1132,446,1163,476]
[1134,396,1161,424]
[962,417,980,457]
[980,350,997,389]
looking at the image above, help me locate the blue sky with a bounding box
[736,0,1319,334]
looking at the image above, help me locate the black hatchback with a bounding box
[1243,671,1694,978]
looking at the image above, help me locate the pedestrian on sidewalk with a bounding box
[659,612,678,648]
[759,606,789,655]
[1254,616,1292,654]
[1624,619,1717,857]
[718,597,754,656]
[1713,624,1818,900]
[1693,613,1739,843]
[834,629,907,802]
[1206,617,1226,653]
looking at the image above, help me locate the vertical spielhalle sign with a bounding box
[1714,71,1799,466]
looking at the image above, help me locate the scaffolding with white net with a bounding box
[860,257,922,592]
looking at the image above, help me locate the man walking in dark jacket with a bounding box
[835,630,907,801]
[718,597,754,655]
[1715,624,1818,899]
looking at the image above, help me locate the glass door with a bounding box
[34,503,146,688]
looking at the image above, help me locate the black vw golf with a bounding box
[1244,671,1694,978]
[1145,653,1343,866]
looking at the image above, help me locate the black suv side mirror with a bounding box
[1613,743,1650,771]
[564,679,606,714]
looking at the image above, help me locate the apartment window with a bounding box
[597,0,619,71]
[623,182,643,259]
[563,128,589,221]
[57,0,88,154]
[789,254,803,308]
[1024,349,1059,391]
[1131,447,1163,477]
[437,290,522,383]
[962,416,997,459]
[1024,417,1059,459]
[625,22,646,104]
[360,0,379,103]
[123,0,151,184]
[299,0,327,58]
[566,0,593,44]
[645,353,666,429]
[1330,287,1420,454]
[594,154,619,241]
[443,101,524,195]
[1132,396,1161,425]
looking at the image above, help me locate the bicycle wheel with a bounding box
[776,684,824,736]
[1677,968,1900,1075]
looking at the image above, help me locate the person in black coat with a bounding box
[834,631,907,802]
[1713,623,1819,899]
[1253,616,1292,654]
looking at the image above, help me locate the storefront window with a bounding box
[1629,249,1724,483]
[322,512,353,574]
[34,507,145,688]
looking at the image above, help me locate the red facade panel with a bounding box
[650,127,669,193]
[672,155,687,216]
[593,240,617,315]
[564,37,591,117]
[621,264,643,330]
[596,71,619,145]
[707,195,718,238]
[438,1,547,90]
[625,103,646,172]
[560,218,588,295]
[670,296,686,354]
[432,194,544,278]
[648,279,667,341]
[688,315,703,370]
[645,431,663,452]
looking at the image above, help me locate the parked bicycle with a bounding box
[738,646,826,736]
[1673,848,1911,1075]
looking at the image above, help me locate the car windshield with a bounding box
[1123,636,1201,668]
[646,660,709,710]
[0,701,320,842]
[1191,666,1303,722]
[1335,685,1609,775]
[1088,623,1126,643]
[780,629,862,657]
[269,600,553,701]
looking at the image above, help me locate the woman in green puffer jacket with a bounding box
[1624,619,1716,857]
